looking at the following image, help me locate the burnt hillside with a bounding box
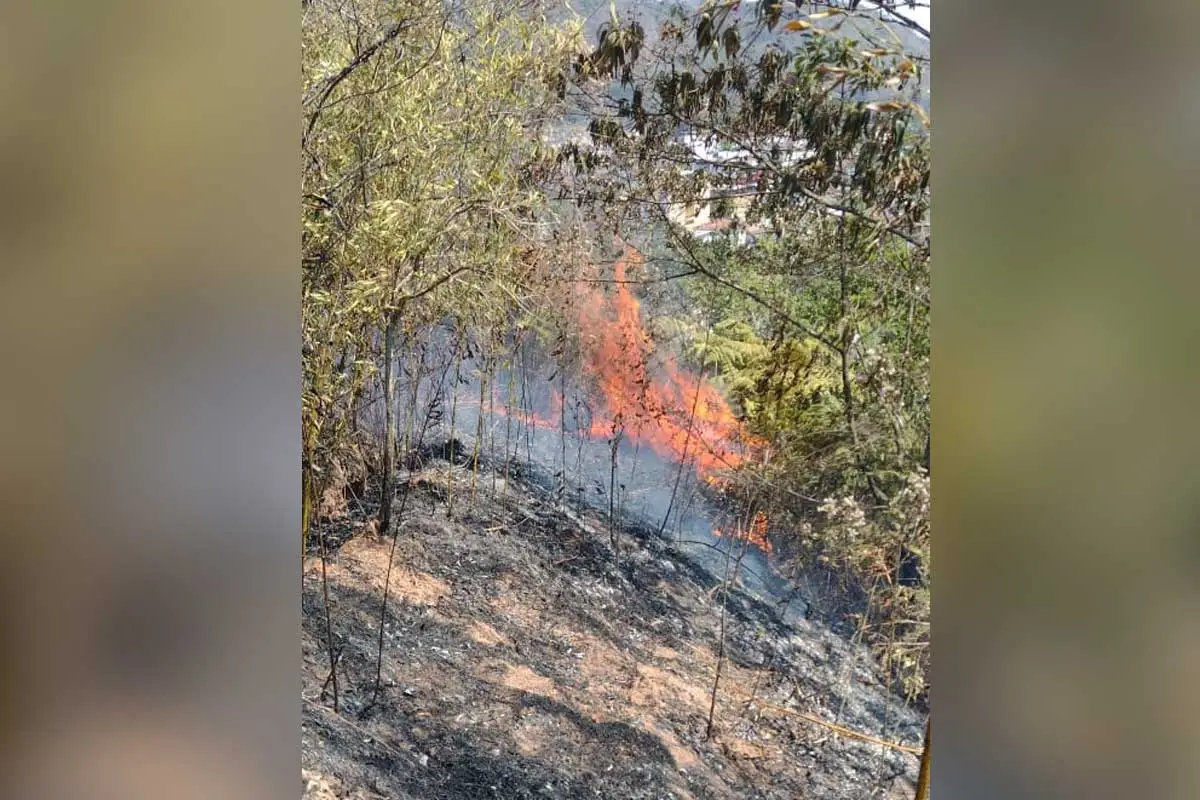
[302,452,923,799]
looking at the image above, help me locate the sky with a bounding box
[735,2,930,35]
[884,2,930,33]
[895,3,930,33]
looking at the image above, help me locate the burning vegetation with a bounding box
[713,511,773,555]
[520,243,774,553]
[570,246,759,482]
[464,243,773,554]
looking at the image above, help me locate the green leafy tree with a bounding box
[302,0,579,538]
[566,0,931,700]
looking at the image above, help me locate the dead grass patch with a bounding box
[315,537,449,605]
[467,621,511,647]
[552,626,634,687]
[474,659,562,702]
[502,664,559,698]
[629,663,712,715]
[638,718,701,771]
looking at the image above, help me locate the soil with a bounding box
[302,458,925,799]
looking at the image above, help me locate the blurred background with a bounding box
[937,0,1200,797]
[0,1,296,798]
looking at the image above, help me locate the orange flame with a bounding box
[492,399,558,431]
[713,511,773,554]
[567,246,757,482]
[463,242,771,550]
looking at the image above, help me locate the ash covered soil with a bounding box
[302,459,925,800]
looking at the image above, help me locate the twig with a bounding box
[368,338,442,709]
[304,21,406,142]
[317,519,339,712]
[915,718,931,799]
[706,515,746,740]
[721,683,923,755]
[319,648,344,701]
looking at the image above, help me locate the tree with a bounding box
[302,0,579,536]
[564,0,931,700]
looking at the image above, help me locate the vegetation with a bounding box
[302,0,931,790]
[302,0,579,541]
[566,0,930,702]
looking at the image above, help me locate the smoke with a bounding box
[352,244,813,621]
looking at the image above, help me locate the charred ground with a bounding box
[303,451,924,799]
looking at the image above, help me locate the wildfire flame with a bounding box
[569,246,756,481]
[470,241,773,553]
[713,511,773,555]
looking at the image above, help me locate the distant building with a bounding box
[689,218,768,246]
[664,130,822,243]
[667,179,769,245]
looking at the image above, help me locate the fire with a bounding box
[567,245,757,482]
[470,243,756,480]
[713,511,773,554]
[461,240,773,552]
[492,399,558,432]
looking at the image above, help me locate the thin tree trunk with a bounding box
[558,354,567,508]
[574,399,585,500]
[446,342,463,519]
[488,352,498,496]
[706,512,751,741]
[471,362,486,505]
[316,509,339,712]
[348,382,362,437]
[619,440,641,522]
[658,337,708,539]
[520,343,533,472]
[400,342,426,474]
[378,310,400,534]
[366,336,439,715]
[503,350,515,494]
[608,422,621,559]
[302,458,312,555]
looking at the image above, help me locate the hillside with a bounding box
[303,2,931,796]
[302,453,924,799]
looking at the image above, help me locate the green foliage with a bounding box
[567,1,931,699]
[301,0,580,518]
